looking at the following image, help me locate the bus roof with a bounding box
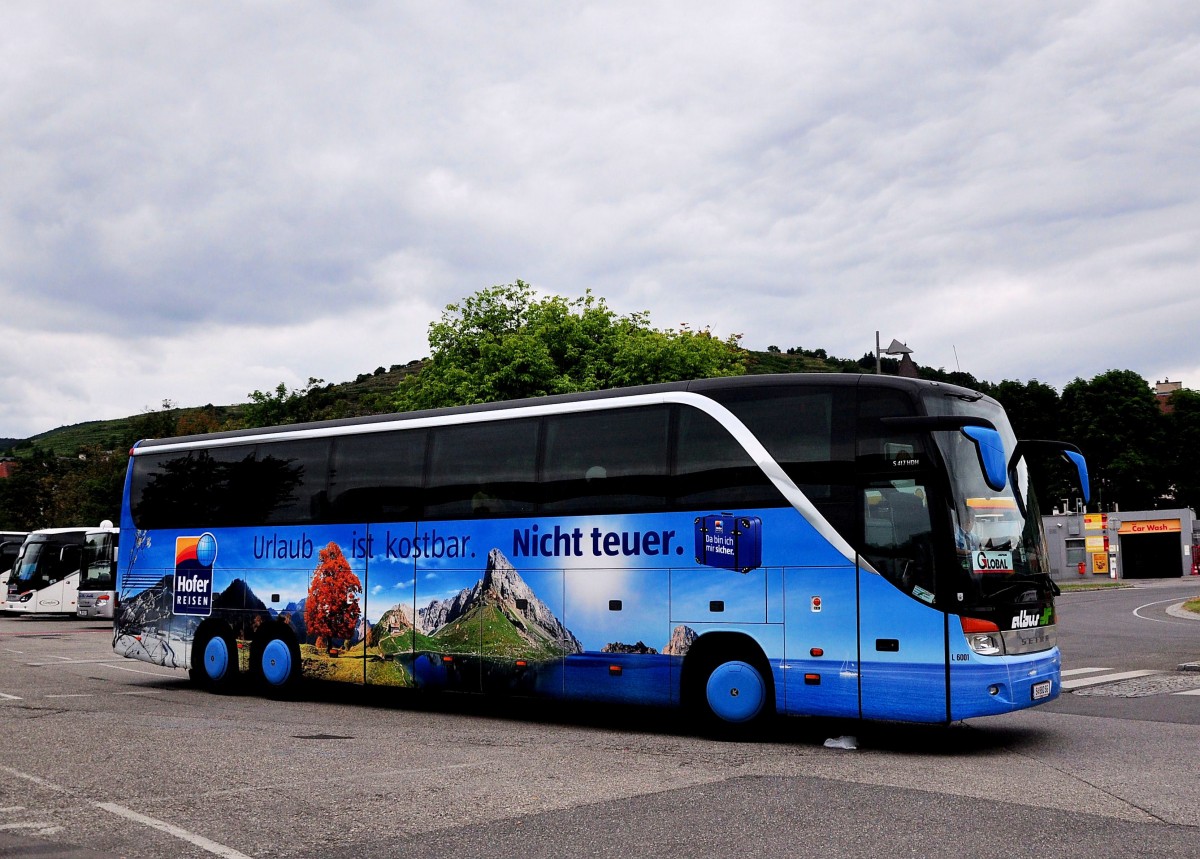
[133,372,996,453]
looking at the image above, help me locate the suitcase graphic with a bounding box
[694,513,763,573]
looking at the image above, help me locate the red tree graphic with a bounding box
[304,542,361,653]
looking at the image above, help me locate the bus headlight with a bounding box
[966,632,1005,656]
[961,617,1006,656]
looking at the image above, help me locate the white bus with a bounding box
[5,527,89,615]
[78,522,119,619]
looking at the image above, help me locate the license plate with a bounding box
[1032,680,1052,700]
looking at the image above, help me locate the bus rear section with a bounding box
[77,523,119,619]
[5,528,88,615]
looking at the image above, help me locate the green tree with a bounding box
[991,379,1073,507]
[0,446,61,529]
[1061,370,1165,510]
[394,282,745,410]
[243,378,326,428]
[1164,388,1200,510]
[44,447,127,527]
[129,400,179,444]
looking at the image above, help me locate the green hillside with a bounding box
[7,362,426,457]
[8,348,914,458]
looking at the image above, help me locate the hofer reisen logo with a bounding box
[174,533,217,617]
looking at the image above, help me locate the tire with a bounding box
[704,660,768,724]
[689,653,774,737]
[252,628,301,696]
[189,627,239,693]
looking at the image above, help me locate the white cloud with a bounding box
[1,2,1199,438]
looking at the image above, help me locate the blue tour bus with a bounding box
[112,374,1089,727]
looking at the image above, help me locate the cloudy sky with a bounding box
[2,2,1198,440]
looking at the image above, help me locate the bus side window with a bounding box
[862,481,936,600]
[260,438,331,525]
[672,406,781,510]
[425,419,539,519]
[541,406,669,515]
[329,430,427,523]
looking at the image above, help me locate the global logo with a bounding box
[174,533,217,617]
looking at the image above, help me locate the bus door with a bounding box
[858,481,948,723]
[783,565,860,718]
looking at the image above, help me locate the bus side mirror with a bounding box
[962,426,1007,492]
[1013,440,1091,505]
[1062,449,1091,504]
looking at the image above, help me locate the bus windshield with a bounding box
[12,539,82,588]
[924,392,1052,606]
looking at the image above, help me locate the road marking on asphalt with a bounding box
[102,662,175,677]
[1061,669,1159,690]
[1133,597,1198,625]
[1061,667,1112,676]
[1174,688,1200,696]
[0,822,64,835]
[0,806,25,812]
[0,821,64,834]
[27,658,129,666]
[96,802,254,859]
[0,763,253,859]
[0,764,71,794]
[0,691,22,700]
[44,694,96,699]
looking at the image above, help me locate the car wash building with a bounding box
[1043,508,1198,581]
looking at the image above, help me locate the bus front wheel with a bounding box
[685,644,774,737]
[704,660,767,725]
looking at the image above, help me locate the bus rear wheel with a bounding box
[251,628,301,696]
[190,627,239,693]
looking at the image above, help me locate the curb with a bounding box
[1165,602,1200,622]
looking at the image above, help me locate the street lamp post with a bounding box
[875,331,913,373]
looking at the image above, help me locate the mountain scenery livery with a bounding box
[115,519,708,701]
[113,375,1088,725]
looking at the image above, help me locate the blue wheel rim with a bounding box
[705,661,765,723]
[262,639,292,686]
[203,636,230,681]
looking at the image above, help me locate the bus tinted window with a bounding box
[131,444,305,528]
[857,386,923,469]
[707,386,854,478]
[542,407,670,515]
[425,419,539,518]
[673,406,780,509]
[329,430,427,522]
[260,439,331,524]
[131,448,242,529]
